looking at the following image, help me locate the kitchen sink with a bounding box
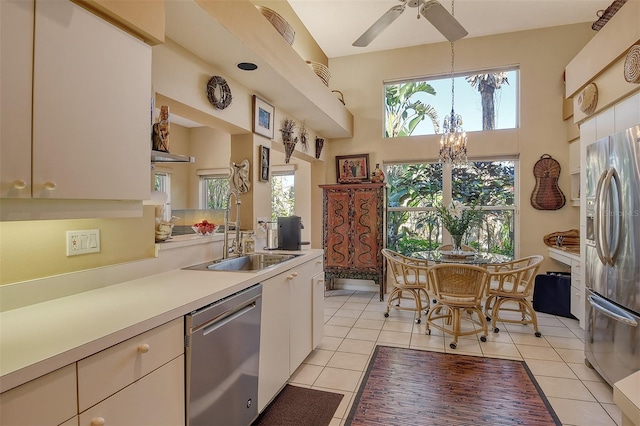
[184,253,300,272]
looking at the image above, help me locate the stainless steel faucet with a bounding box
[223,189,241,259]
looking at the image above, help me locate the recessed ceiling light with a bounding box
[237,62,258,71]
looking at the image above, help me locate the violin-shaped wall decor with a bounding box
[530,154,566,210]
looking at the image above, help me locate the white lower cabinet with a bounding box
[570,260,583,326]
[77,318,185,424]
[0,364,77,426]
[258,255,324,412]
[312,271,325,349]
[78,355,184,426]
[77,318,184,412]
[60,417,79,426]
[1,318,185,425]
[548,247,584,328]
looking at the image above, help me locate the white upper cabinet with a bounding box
[31,0,151,200]
[1,0,151,201]
[0,0,34,198]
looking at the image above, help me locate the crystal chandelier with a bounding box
[439,1,467,165]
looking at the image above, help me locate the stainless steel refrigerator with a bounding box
[585,125,640,386]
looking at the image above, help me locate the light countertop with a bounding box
[0,249,322,393]
[614,370,640,426]
[548,246,580,264]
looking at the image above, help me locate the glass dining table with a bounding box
[411,250,512,265]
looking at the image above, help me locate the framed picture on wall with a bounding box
[253,95,275,139]
[336,154,370,183]
[259,145,270,182]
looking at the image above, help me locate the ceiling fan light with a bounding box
[420,0,468,42]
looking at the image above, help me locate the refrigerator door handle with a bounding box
[594,169,608,265]
[607,167,623,265]
[587,295,638,327]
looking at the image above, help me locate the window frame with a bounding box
[383,65,520,138]
[153,171,171,221]
[270,166,296,221]
[198,168,230,210]
[385,157,519,257]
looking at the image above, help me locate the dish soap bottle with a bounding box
[242,232,255,254]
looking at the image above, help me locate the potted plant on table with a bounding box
[434,200,482,253]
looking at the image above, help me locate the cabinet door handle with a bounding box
[291,271,298,277]
[43,181,57,190]
[12,179,26,189]
[137,343,150,353]
[91,417,105,426]
[287,272,298,280]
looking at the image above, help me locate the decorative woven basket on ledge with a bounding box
[256,6,295,45]
[543,229,579,250]
[306,60,331,86]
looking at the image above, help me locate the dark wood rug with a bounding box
[346,345,561,426]
[252,384,344,426]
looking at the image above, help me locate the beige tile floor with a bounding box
[288,288,622,426]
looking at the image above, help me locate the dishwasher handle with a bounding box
[203,302,257,336]
[190,295,260,336]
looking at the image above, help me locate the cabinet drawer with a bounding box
[571,261,581,277]
[79,355,184,426]
[78,318,184,412]
[309,256,323,277]
[0,364,76,426]
[570,284,584,323]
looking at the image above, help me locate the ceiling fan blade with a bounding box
[420,0,468,42]
[353,4,405,47]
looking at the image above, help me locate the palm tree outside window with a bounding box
[384,67,518,137]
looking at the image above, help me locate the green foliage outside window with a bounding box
[385,82,440,137]
[204,177,229,210]
[271,174,295,220]
[386,162,515,257]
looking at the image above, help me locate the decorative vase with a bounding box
[451,234,464,253]
[371,163,385,183]
[315,137,324,159]
[283,139,298,164]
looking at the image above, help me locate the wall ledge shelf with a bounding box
[164,0,353,139]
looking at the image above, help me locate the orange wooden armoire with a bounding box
[320,183,386,300]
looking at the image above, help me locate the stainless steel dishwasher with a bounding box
[185,284,262,426]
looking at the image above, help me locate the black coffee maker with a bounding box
[277,216,306,250]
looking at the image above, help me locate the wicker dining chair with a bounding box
[484,255,544,337]
[381,249,431,324]
[425,263,490,349]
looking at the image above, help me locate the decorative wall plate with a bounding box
[206,75,232,110]
[577,82,598,115]
[624,44,640,83]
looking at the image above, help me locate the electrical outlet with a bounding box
[66,229,100,256]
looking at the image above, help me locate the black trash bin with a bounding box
[532,272,576,319]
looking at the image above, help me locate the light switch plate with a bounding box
[66,229,100,256]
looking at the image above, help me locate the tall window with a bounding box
[385,67,518,138]
[386,160,517,256]
[154,171,171,221]
[271,171,295,220]
[200,173,229,209]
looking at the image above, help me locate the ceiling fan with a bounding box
[353,0,468,47]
